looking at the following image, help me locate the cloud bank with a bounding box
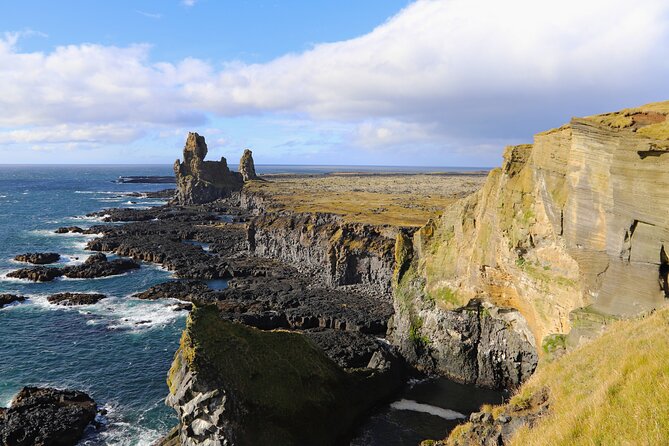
[2,0,669,161]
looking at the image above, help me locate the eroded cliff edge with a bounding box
[392,102,669,386]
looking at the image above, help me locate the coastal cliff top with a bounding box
[584,100,669,140]
[245,172,487,227]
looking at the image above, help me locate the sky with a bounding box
[1,0,669,166]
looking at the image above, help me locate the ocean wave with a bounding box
[99,297,186,332]
[80,401,166,446]
[389,399,466,420]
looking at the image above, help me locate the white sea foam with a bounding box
[390,399,466,420]
[0,195,7,198]
[85,297,186,332]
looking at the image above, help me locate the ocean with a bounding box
[0,164,498,445]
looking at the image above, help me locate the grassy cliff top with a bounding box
[585,99,669,140]
[447,306,669,445]
[244,172,487,227]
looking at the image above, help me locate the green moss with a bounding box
[428,286,460,307]
[542,334,567,355]
[409,314,430,348]
[176,305,398,446]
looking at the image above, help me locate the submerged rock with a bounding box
[54,226,85,234]
[0,294,26,309]
[0,387,97,446]
[173,132,244,205]
[47,292,107,306]
[14,252,60,265]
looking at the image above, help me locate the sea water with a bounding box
[0,164,498,445]
[0,165,182,445]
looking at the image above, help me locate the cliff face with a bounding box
[173,133,244,204]
[241,190,402,296]
[394,102,669,372]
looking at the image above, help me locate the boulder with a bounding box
[0,387,97,446]
[0,294,26,309]
[47,293,107,306]
[14,252,60,265]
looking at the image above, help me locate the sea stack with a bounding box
[239,149,259,181]
[173,132,244,205]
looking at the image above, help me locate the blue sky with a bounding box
[1,0,669,166]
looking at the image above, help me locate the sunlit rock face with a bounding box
[391,101,669,374]
[173,132,244,205]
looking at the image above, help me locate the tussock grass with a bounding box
[509,307,669,445]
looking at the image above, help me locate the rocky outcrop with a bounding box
[47,292,107,306]
[173,133,244,205]
[164,305,402,446]
[0,294,26,309]
[6,253,140,282]
[0,387,97,446]
[14,252,60,265]
[238,149,258,181]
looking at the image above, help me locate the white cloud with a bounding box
[136,10,162,19]
[182,0,197,7]
[1,0,669,156]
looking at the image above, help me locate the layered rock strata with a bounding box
[391,102,669,391]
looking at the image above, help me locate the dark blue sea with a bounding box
[0,164,498,445]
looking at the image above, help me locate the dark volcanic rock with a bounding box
[133,280,209,301]
[6,253,140,282]
[6,266,63,282]
[0,294,26,309]
[47,292,107,306]
[14,252,61,265]
[173,132,244,205]
[0,387,97,446]
[54,226,85,234]
[61,253,140,279]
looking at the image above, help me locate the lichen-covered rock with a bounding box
[238,149,258,181]
[0,387,97,446]
[173,132,244,205]
[165,305,402,446]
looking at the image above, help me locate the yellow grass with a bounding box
[245,173,486,227]
[508,307,669,445]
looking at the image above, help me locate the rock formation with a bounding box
[0,294,26,309]
[173,133,244,205]
[0,387,97,445]
[391,100,669,380]
[164,305,402,446]
[14,252,60,265]
[239,149,259,181]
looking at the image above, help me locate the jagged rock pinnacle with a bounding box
[239,148,259,181]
